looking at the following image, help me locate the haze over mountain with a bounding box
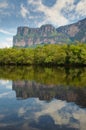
[0,0,86,48]
[13,18,86,47]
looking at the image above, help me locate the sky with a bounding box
[0,0,86,48]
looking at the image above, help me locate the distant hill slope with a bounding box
[13,18,86,47]
[57,18,86,42]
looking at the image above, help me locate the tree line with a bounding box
[0,43,86,66]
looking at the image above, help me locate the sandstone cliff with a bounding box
[57,18,86,42]
[13,18,86,47]
[13,24,70,47]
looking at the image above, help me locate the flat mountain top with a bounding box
[13,18,86,47]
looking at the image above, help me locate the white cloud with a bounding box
[0,29,13,35]
[0,1,8,9]
[0,37,13,48]
[27,0,86,27]
[20,4,29,18]
[5,37,13,47]
[0,28,15,48]
[76,0,86,16]
[27,0,72,26]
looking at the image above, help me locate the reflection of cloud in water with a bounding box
[0,80,15,99]
[34,99,86,130]
[0,80,12,90]
[18,107,27,117]
[16,99,86,130]
[0,92,11,98]
[0,92,86,130]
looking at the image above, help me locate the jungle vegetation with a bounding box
[0,43,86,66]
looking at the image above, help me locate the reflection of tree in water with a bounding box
[0,66,86,107]
[65,67,83,85]
[0,66,86,86]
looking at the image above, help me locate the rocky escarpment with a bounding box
[57,18,86,42]
[13,18,86,47]
[13,24,70,47]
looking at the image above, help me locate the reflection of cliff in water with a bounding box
[12,80,86,108]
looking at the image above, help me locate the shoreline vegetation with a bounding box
[0,43,86,66]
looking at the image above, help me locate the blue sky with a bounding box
[0,0,86,48]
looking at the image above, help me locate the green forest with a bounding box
[0,43,86,66]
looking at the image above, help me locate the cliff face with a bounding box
[57,18,86,42]
[13,18,86,47]
[13,24,70,47]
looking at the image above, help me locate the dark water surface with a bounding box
[0,66,86,130]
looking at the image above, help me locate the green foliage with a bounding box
[0,48,34,65]
[0,43,86,66]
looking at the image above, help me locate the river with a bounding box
[0,66,86,130]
